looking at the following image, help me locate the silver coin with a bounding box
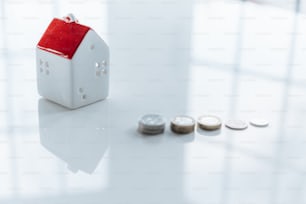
[138,114,165,135]
[250,119,269,127]
[225,120,248,130]
[138,126,165,135]
[171,115,195,134]
[139,114,165,126]
[138,122,165,132]
[198,115,222,131]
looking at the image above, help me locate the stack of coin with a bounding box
[171,115,195,134]
[197,115,222,131]
[138,114,166,135]
[225,119,248,130]
[138,114,269,135]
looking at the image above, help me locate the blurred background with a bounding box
[0,0,306,203]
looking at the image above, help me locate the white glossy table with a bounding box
[1,1,306,203]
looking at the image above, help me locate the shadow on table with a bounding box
[196,127,222,137]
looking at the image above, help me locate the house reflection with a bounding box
[38,98,109,174]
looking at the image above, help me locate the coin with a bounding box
[138,127,165,135]
[225,119,248,130]
[139,114,165,129]
[250,118,269,127]
[138,114,165,135]
[171,115,195,134]
[197,115,222,130]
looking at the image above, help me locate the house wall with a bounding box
[36,48,73,108]
[71,29,109,109]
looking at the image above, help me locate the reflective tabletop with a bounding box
[1,0,306,203]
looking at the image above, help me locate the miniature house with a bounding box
[36,14,109,109]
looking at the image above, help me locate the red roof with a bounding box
[37,18,91,59]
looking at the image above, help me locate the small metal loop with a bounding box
[64,13,78,23]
